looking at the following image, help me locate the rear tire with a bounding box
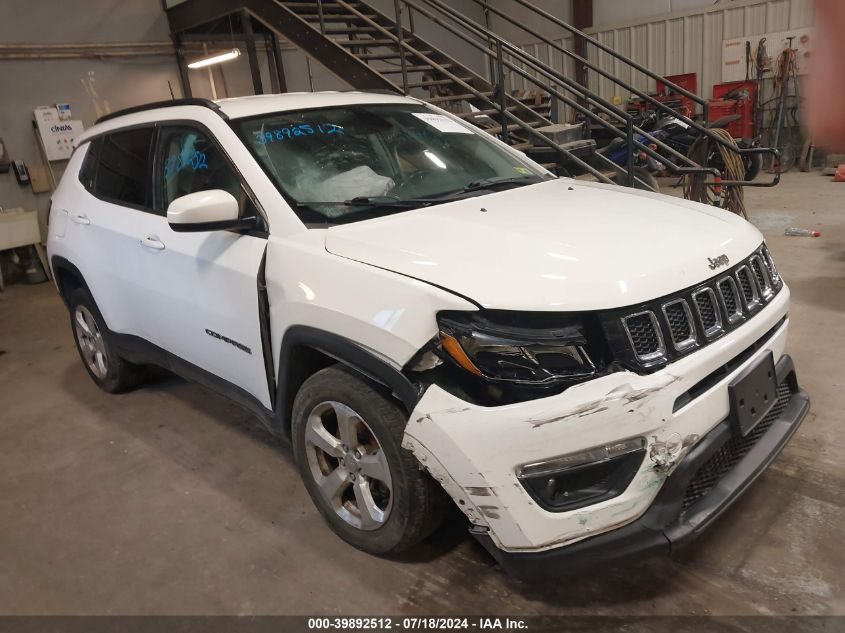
[291,365,446,555]
[69,287,145,393]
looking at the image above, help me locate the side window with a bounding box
[94,127,154,208]
[156,126,257,218]
[78,137,101,191]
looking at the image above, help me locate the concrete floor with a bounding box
[1,172,843,615]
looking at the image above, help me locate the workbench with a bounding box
[0,208,51,291]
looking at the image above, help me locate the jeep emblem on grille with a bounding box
[707,254,730,270]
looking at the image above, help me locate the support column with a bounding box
[266,35,279,93]
[242,9,264,95]
[269,34,288,93]
[172,33,192,98]
[573,0,593,91]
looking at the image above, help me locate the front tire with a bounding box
[291,365,446,555]
[69,287,144,393]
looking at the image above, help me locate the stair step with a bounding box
[474,124,511,136]
[381,64,451,73]
[297,14,378,22]
[357,52,402,60]
[285,3,363,14]
[473,123,502,133]
[499,122,544,132]
[560,139,597,151]
[337,39,397,47]
[357,50,432,61]
[510,142,533,150]
[283,1,360,6]
[455,107,516,118]
[408,78,459,88]
[425,91,493,103]
[324,26,380,34]
[408,79,455,88]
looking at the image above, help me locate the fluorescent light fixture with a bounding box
[187,48,241,69]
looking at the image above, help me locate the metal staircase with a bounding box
[166,0,779,191]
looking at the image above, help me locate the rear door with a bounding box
[63,128,155,336]
[132,123,271,408]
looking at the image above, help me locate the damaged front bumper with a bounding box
[402,289,809,575]
[474,355,808,578]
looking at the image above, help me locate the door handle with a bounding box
[71,214,90,225]
[140,235,166,251]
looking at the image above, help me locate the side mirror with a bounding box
[167,189,254,232]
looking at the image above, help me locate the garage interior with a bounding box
[1,0,843,620]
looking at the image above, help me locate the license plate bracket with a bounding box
[728,352,778,437]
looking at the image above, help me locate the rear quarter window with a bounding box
[93,127,154,208]
[77,138,101,190]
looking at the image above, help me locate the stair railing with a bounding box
[331,0,621,184]
[464,0,779,187]
[400,0,718,186]
[316,0,326,34]
[391,0,409,92]
[398,0,654,185]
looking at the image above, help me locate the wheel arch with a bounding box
[50,256,89,309]
[275,325,422,436]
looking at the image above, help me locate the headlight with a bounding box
[436,311,601,386]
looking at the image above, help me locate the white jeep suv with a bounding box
[47,92,809,578]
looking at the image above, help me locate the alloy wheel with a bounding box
[74,305,108,379]
[304,400,393,531]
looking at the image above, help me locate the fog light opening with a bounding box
[517,438,646,513]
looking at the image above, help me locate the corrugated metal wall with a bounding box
[510,0,813,122]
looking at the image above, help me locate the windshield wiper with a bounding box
[295,177,548,213]
[296,196,439,210]
[461,175,546,193]
[428,175,548,201]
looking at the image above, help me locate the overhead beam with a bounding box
[166,0,238,33]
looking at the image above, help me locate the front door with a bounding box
[134,124,271,409]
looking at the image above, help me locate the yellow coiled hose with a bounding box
[683,127,748,219]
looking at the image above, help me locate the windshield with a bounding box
[232,103,551,224]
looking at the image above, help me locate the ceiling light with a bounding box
[188,48,241,69]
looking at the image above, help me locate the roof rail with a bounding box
[340,88,404,96]
[95,98,227,124]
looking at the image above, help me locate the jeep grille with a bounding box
[607,245,783,371]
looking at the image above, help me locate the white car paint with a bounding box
[50,146,148,338]
[167,189,240,225]
[49,92,796,559]
[404,290,790,551]
[132,213,270,406]
[213,91,413,120]
[325,178,762,311]
[264,230,475,375]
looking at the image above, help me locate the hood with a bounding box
[324,179,763,311]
